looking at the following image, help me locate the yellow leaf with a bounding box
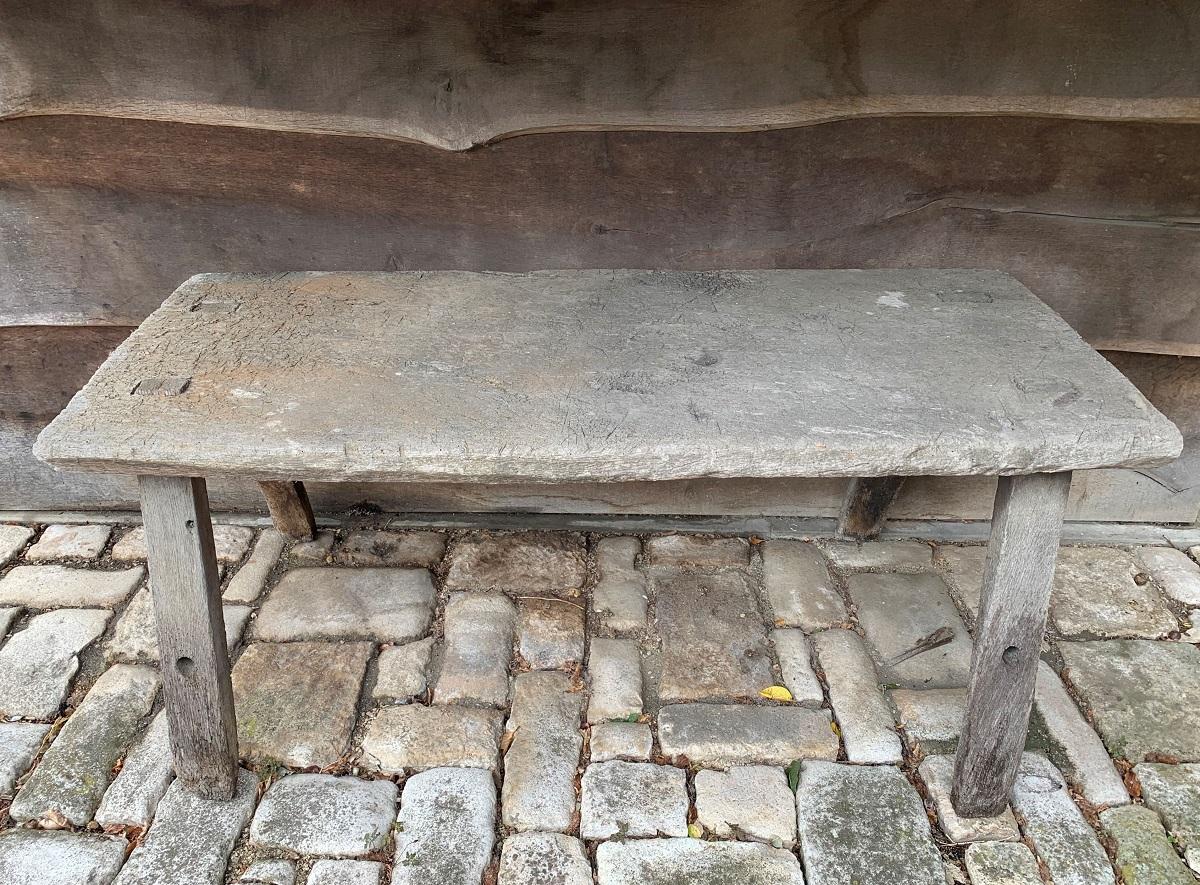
[760,685,793,702]
[688,823,703,839]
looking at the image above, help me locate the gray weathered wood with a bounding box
[952,471,1073,817]
[3,1,1199,151]
[257,480,316,540]
[34,270,1181,483]
[837,477,905,540]
[139,475,238,800]
[8,325,1192,520]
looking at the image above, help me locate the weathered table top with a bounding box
[35,270,1181,483]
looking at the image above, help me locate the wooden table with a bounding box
[35,269,1181,816]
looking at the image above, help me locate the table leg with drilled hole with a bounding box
[140,474,239,799]
[952,471,1072,817]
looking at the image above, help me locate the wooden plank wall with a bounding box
[3,115,1199,518]
[4,0,1199,149]
[2,1,1198,519]
[4,115,1200,351]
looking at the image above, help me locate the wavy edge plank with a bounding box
[3,0,1200,150]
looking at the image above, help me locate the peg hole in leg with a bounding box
[176,656,196,677]
[1002,645,1020,665]
[185,519,195,530]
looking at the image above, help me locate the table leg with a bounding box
[837,476,905,540]
[951,471,1072,817]
[140,475,239,799]
[258,480,317,540]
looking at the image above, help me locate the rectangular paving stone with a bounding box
[308,860,385,885]
[11,663,159,826]
[1060,639,1200,762]
[499,833,592,885]
[0,608,110,718]
[658,703,837,768]
[238,859,296,884]
[444,532,586,595]
[596,839,805,885]
[0,524,34,566]
[96,709,173,827]
[1011,754,1116,885]
[517,597,585,670]
[586,638,643,723]
[254,568,434,643]
[361,704,503,773]
[1033,660,1129,806]
[1136,545,1200,606]
[889,688,967,754]
[26,524,112,561]
[237,858,296,877]
[289,531,335,563]
[589,721,652,762]
[0,605,20,639]
[1101,804,1195,884]
[250,774,397,856]
[223,528,286,603]
[964,841,1043,885]
[580,761,688,839]
[0,721,51,794]
[335,530,446,567]
[1051,546,1178,639]
[502,671,584,833]
[934,544,987,622]
[644,534,750,567]
[813,628,903,763]
[0,564,143,608]
[819,540,933,572]
[1183,610,1200,643]
[434,592,515,707]
[796,761,944,885]
[918,755,1019,844]
[393,767,496,885]
[593,537,648,634]
[847,572,973,689]
[1135,762,1200,874]
[107,587,250,663]
[113,524,254,563]
[113,768,257,885]
[654,570,774,702]
[761,540,846,630]
[0,830,127,885]
[233,641,371,768]
[373,637,434,703]
[772,628,824,706]
[694,765,797,847]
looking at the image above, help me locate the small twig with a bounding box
[514,595,586,611]
[888,627,955,666]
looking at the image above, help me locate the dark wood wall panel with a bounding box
[0,325,139,507]
[2,115,1199,355]
[2,0,1197,150]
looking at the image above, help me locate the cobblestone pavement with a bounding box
[1,519,1199,884]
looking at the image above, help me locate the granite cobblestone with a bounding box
[0,528,1185,885]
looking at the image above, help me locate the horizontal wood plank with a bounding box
[2,0,1198,149]
[2,116,1198,357]
[34,270,1181,482]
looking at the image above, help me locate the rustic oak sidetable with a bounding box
[34,269,1181,817]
